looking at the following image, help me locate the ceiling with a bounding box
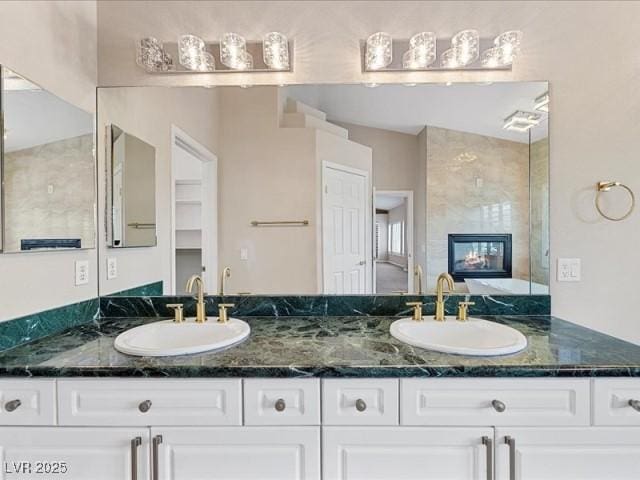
[285,82,549,143]
[3,89,93,153]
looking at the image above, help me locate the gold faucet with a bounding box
[186,275,207,323]
[406,302,424,321]
[219,267,231,296]
[434,273,455,321]
[414,265,424,295]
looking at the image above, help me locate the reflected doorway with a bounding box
[374,191,414,294]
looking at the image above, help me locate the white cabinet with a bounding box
[401,378,590,426]
[323,427,492,480]
[593,378,640,425]
[323,379,398,425]
[495,427,640,479]
[58,379,242,426]
[0,427,149,480]
[244,378,320,425]
[152,427,320,480]
[0,379,56,425]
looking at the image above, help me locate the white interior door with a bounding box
[322,162,370,294]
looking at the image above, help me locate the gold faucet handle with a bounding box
[217,303,235,324]
[405,302,424,321]
[456,301,475,322]
[166,304,185,323]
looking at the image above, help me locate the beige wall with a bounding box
[4,135,95,252]
[97,87,220,295]
[426,126,530,290]
[0,1,97,321]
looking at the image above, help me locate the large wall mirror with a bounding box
[1,66,95,253]
[98,82,549,296]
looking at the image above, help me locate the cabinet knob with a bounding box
[355,399,367,412]
[274,398,286,412]
[629,399,640,412]
[138,400,152,413]
[4,399,21,412]
[491,399,506,413]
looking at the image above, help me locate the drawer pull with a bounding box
[152,435,163,480]
[629,399,640,412]
[4,399,21,412]
[274,398,286,412]
[130,436,142,480]
[491,399,506,413]
[138,400,153,413]
[355,399,367,412]
[504,436,516,480]
[481,436,493,480]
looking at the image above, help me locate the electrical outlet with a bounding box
[240,248,249,261]
[557,258,581,282]
[75,260,90,286]
[107,257,117,280]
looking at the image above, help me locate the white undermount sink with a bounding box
[114,318,250,357]
[389,317,527,356]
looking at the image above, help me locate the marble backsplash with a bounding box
[100,294,551,319]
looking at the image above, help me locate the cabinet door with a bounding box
[0,427,149,480]
[495,427,640,479]
[152,427,320,480]
[323,427,493,480]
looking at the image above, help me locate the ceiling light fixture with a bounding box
[361,30,522,72]
[503,110,542,132]
[136,32,292,74]
[534,91,549,113]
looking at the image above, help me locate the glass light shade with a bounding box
[137,37,172,72]
[365,32,392,70]
[409,32,436,58]
[220,32,247,69]
[451,29,479,65]
[481,46,508,68]
[189,51,216,72]
[263,32,289,70]
[440,48,464,68]
[236,50,254,70]
[403,48,434,69]
[494,30,522,64]
[178,34,207,69]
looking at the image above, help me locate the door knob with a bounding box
[357,260,366,266]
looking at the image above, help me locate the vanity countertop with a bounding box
[0,315,639,378]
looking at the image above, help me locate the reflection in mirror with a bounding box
[98,82,549,296]
[107,125,156,247]
[1,66,95,252]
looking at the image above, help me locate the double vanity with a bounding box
[1,292,640,479]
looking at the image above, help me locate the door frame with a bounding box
[170,125,218,294]
[321,160,372,294]
[373,190,414,294]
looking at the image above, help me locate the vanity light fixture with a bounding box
[503,110,542,132]
[534,91,550,112]
[365,32,393,70]
[136,32,292,74]
[361,30,522,72]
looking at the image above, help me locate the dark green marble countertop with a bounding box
[1,315,640,377]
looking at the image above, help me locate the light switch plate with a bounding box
[106,257,117,280]
[75,260,90,286]
[240,248,249,261]
[557,258,581,282]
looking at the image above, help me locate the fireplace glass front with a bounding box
[448,234,512,281]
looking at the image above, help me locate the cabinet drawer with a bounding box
[58,379,241,426]
[401,378,590,426]
[593,378,640,425]
[323,379,399,425]
[244,379,320,425]
[0,379,56,425]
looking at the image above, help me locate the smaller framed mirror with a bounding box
[106,124,157,248]
[1,66,95,253]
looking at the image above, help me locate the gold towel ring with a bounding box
[595,181,635,221]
